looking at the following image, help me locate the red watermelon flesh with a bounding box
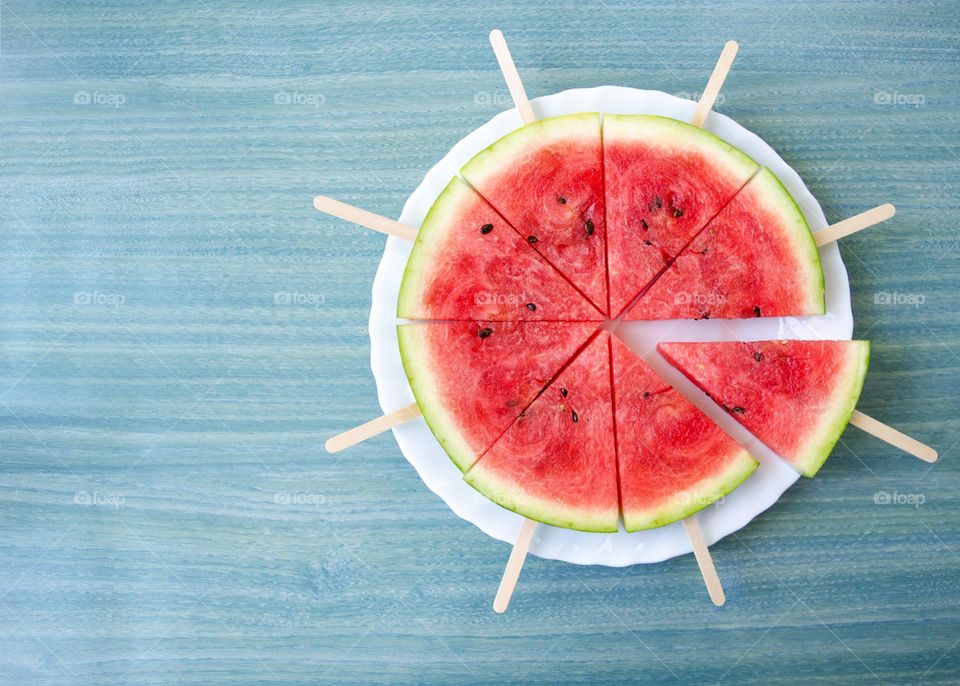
[460,113,608,313]
[610,338,757,531]
[604,115,760,317]
[627,168,825,321]
[398,321,597,472]
[658,340,870,477]
[464,332,619,532]
[398,178,601,321]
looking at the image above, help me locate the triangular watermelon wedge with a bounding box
[610,338,758,531]
[603,115,760,318]
[398,178,602,321]
[659,340,870,477]
[627,168,825,321]
[464,332,619,532]
[398,321,598,472]
[460,113,608,314]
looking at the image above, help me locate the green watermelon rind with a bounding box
[460,112,602,189]
[748,168,826,315]
[791,341,871,477]
[602,113,761,182]
[622,450,758,532]
[396,176,463,320]
[464,463,619,533]
[396,323,480,472]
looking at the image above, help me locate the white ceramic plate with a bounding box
[368,87,852,566]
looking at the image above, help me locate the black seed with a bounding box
[640,219,649,230]
[732,406,746,414]
[644,240,653,246]
[571,410,579,422]
[558,195,567,204]
[697,246,710,254]
[701,311,711,320]
[480,223,494,234]
[526,303,537,311]
[561,388,568,397]
[585,219,595,235]
[753,305,762,317]
[673,208,683,218]
[478,327,493,338]
[655,196,662,208]
[527,235,538,244]
[753,352,763,362]
[642,391,650,398]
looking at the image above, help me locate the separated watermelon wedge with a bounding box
[604,115,760,317]
[627,168,825,321]
[398,321,597,472]
[465,332,619,532]
[461,113,608,314]
[398,178,602,321]
[659,340,870,477]
[610,338,758,531]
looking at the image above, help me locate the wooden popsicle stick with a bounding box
[325,403,422,453]
[493,516,538,613]
[489,29,537,126]
[313,195,419,242]
[814,204,896,247]
[849,410,938,463]
[683,515,726,606]
[690,41,739,128]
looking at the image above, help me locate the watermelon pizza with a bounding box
[396,112,868,532]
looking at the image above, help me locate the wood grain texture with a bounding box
[0,1,958,683]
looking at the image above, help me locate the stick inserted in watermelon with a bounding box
[610,337,758,531]
[627,167,825,321]
[603,114,760,318]
[464,331,619,532]
[659,340,870,477]
[461,113,608,314]
[398,177,601,321]
[398,321,597,472]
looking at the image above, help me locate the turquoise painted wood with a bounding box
[0,1,958,683]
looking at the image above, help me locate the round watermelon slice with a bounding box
[460,113,608,314]
[603,114,760,317]
[398,177,602,321]
[398,321,598,472]
[610,338,758,531]
[627,168,825,321]
[464,332,619,532]
[658,340,870,477]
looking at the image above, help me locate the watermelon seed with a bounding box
[558,195,567,204]
[642,391,650,398]
[673,208,683,218]
[753,305,762,317]
[585,219,595,235]
[640,219,648,230]
[644,240,653,246]
[561,388,568,397]
[754,352,763,362]
[478,327,493,338]
[571,410,579,422]
[526,303,537,311]
[527,235,538,244]
[697,247,710,254]
[732,406,746,414]
[655,196,662,208]
[700,312,711,320]
[480,223,494,234]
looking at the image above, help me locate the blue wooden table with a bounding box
[1,1,958,683]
